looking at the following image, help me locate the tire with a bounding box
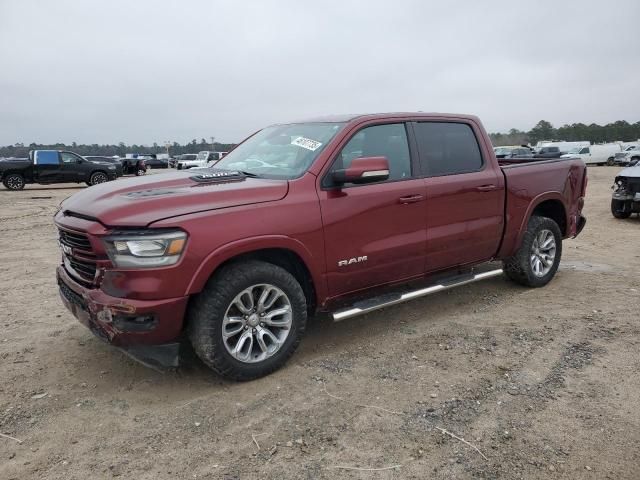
[135,168,146,176]
[611,199,631,219]
[3,173,25,191]
[89,171,108,186]
[188,260,307,380]
[503,215,562,288]
[607,157,615,166]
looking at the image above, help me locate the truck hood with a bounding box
[616,164,640,179]
[59,170,289,227]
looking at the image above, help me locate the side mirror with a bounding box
[76,159,83,164]
[331,156,390,186]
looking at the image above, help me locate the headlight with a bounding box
[103,230,187,268]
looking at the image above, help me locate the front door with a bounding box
[318,122,428,297]
[411,121,504,272]
[60,151,86,182]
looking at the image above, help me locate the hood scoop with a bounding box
[125,188,181,198]
[190,169,247,184]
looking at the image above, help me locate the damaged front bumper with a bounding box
[57,266,189,369]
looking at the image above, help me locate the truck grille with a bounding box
[59,229,92,250]
[58,228,97,286]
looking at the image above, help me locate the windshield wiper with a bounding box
[235,170,261,178]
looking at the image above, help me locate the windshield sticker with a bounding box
[291,136,322,151]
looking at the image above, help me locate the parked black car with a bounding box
[84,156,123,177]
[494,146,534,159]
[534,146,563,159]
[144,157,169,168]
[0,150,118,190]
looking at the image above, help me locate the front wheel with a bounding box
[89,171,108,185]
[135,168,146,176]
[611,199,631,219]
[607,157,615,166]
[503,216,562,288]
[188,260,307,380]
[3,173,25,190]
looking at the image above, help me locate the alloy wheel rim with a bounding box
[530,229,556,277]
[8,176,23,189]
[222,284,292,363]
[93,173,107,184]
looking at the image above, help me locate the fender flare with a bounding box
[185,235,327,301]
[514,191,568,249]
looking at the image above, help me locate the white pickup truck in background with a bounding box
[177,151,227,170]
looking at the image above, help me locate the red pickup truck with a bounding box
[54,113,587,379]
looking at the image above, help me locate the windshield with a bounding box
[214,122,345,179]
[567,147,581,154]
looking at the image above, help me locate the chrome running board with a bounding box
[332,268,503,322]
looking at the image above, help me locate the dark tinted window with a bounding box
[35,151,59,165]
[332,123,411,182]
[414,122,483,176]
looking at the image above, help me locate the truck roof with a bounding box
[291,112,481,124]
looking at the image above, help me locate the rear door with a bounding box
[318,122,428,296]
[33,151,63,183]
[411,121,504,272]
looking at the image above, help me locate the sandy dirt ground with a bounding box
[1,166,639,479]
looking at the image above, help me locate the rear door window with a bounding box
[413,122,483,176]
[34,151,60,165]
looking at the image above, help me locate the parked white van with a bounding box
[561,143,622,165]
[535,141,590,153]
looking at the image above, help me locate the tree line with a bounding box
[490,120,640,147]
[3,119,640,157]
[0,138,237,159]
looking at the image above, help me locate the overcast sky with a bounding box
[1,0,639,145]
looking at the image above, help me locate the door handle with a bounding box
[476,184,498,192]
[398,194,424,204]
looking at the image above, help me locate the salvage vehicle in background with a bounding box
[175,153,199,170]
[142,155,169,169]
[1,150,118,190]
[611,161,640,218]
[534,146,563,158]
[493,146,534,160]
[54,112,587,380]
[561,143,622,166]
[120,157,147,176]
[176,151,227,170]
[613,145,640,166]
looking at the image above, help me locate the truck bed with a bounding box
[497,156,587,258]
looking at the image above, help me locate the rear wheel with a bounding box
[503,215,562,288]
[188,260,307,380]
[89,171,108,185]
[2,173,24,190]
[611,199,631,219]
[3,173,25,191]
[135,168,146,176]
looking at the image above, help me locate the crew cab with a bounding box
[1,150,118,190]
[54,113,587,380]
